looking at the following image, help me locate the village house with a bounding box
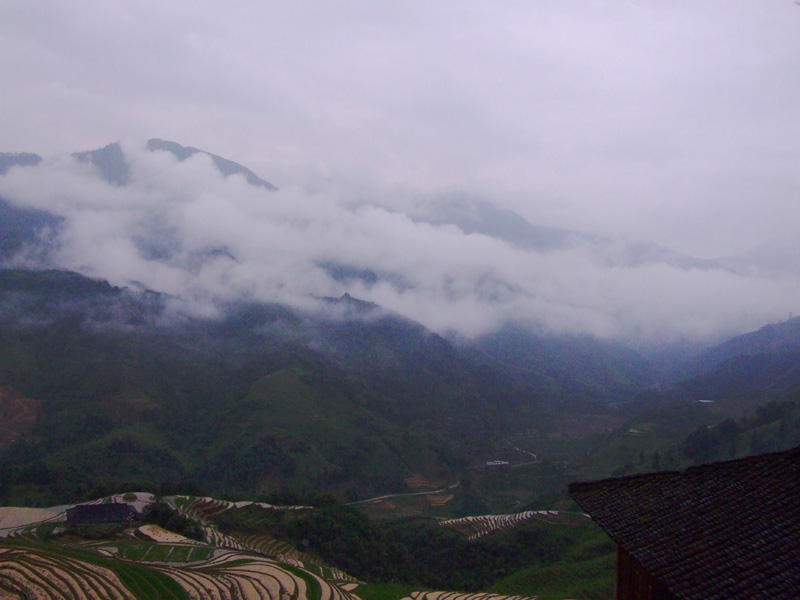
[569,446,800,600]
[66,502,139,527]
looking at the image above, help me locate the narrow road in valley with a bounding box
[347,481,460,505]
[508,444,538,460]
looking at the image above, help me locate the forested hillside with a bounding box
[0,268,549,504]
[1,266,799,509]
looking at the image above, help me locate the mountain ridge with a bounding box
[69,139,278,190]
[0,268,545,501]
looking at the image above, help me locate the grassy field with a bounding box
[351,583,416,600]
[116,541,213,562]
[493,555,614,600]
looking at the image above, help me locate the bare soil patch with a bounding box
[0,387,42,448]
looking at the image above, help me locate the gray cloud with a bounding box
[1,141,798,344]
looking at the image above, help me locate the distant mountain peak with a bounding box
[147,139,277,190]
[70,140,277,190]
[319,292,382,315]
[411,196,586,252]
[0,152,42,176]
[73,142,130,186]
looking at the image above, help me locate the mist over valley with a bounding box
[2,140,797,352]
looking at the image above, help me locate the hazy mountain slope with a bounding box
[72,139,277,189]
[476,325,659,405]
[664,318,800,416]
[0,152,59,263]
[618,317,800,428]
[0,197,61,263]
[0,152,41,174]
[0,268,540,502]
[678,351,800,403]
[73,142,132,185]
[409,196,723,271]
[146,138,278,190]
[689,316,800,374]
[657,316,800,394]
[719,240,800,278]
[410,196,589,252]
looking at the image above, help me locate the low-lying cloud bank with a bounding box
[0,141,797,344]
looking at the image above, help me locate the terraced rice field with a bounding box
[167,496,362,585]
[0,494,358,600]
[0,542,360,600]
[0,545,137,600]
[150,549,360,600]
[137,524,204,545]
[0,494,586,600]
[0,507,65,539]
[426,494,453,506]
[402,591,539,600]
[403,474,447,491]
[114,540,213,563]
[439,511,589,540]
[168,497,291,555]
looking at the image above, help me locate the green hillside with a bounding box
[0,269,540,505]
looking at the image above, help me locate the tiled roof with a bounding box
[66,502,138,525]
[569,446,800,600]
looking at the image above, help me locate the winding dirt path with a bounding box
[347,482,460,505]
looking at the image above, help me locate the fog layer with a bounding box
[1,142,797,343]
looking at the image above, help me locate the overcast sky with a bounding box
[2,1,799,343]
